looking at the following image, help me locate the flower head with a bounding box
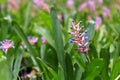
[95,16,102,30]
[98,0,103,6]
[68,21,90,53]
[102,7,111,18]
[41,36,47,44]
[34,0,50,12]
[78,2,87,12]
[0,40,14,53]
[66,0,74,9]
[21,36,38,48]
[87,0,96,11]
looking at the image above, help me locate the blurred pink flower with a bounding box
[57,13,62,21]
[21,36,38,48]
[95,16,102,30]
[41,37,47,44]
[0,40,14,53]
[87,0,96,11]
[78,2,87,12]
[34,0,50,12]
[102,7,111,18]
[8,0,19,10]
[66,0,74,9]
[98,0,103,6]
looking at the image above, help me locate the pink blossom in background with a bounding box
[102,7,111,18]
[0,5,5,10]
[21,36,38,48]
[87,0,96,11]
[95,16,102,30]
[0,40,14,53]
[34,0,50,12]
[66,0,74,9]
[57,13,62,21]
[41,37,47,44]
[87,14,92,20]
[8,0,19,10]
[98,0,103,6]
[78,2,87,12]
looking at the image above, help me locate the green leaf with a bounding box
[74,53,85,72]
[84,59,104,80]
[65,53,73,80]
[0,60,12,80]
[100,48,110,80]
[0,19,9,40]
[34,26,55,48]
[37,57,58,80]
[23,0,32,28]
[86,20,95,41]
[74,63,82,80]
[13,47,23,80]
[58,64,64,80]
[50,7,67,80]
[110,57,120,80]
[12,21,38,65]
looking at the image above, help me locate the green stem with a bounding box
[85,54,91,63]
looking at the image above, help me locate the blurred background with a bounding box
[0,0,120,80]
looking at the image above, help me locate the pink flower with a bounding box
[66,0,74,9]
[8,0,19,10]
[78,2,87,12]
[34,0,50,12]
[68,21,90,53]
[57,13,62,21]
[102,7,111,18]
[0,40,14,53]
[95,16,102,30]
[87,0,96,11]
[21,36,38,48]
[41,37,47,44]
[98,0,103,6]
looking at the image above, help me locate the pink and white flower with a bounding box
[21,36,38,48]
[0,40,14,53]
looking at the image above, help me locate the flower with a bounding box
[34,0,50,12]
[95,16,102,30]
[68,21,90,53]
[0,40,14,53]
[66,0,74,9]
[8,0,19,10]
[78,2,87,12]
[21,36,38,48]
[87,0,96,11]
[41,36,47,44]
[98,0,103,6]
[102,7,111,18]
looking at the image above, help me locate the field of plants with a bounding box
[0,0,120,80]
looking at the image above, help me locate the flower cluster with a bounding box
[21,36,38,48]
[68,21,89,53]
[33,0,50,12]
[0,40,14,53]
[78,0,111,30]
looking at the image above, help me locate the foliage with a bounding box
[0,0,120,80]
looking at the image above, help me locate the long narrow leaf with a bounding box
[50,7,67,80]
[13,47,23,80]
[12,21,38,65]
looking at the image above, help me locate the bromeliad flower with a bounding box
[66,0,74,9]
[21,36,38,48]
[33,0,50,12]
[68,21,90,53]
[0,40,14,53]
